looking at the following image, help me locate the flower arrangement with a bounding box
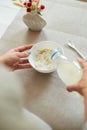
[12,0,46,31]
[24,0,45,14]
[12,0,45,15]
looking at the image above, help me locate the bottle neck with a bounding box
[51,50,67,62]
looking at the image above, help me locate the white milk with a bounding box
[56,60,82,85]
[51,51,82,85]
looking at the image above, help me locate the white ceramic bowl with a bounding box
[28,41,64,73]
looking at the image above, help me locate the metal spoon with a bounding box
[67,40,87,61]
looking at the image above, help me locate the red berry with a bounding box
[29,0,32,2]
[40,5,45,10]
[27,2,32,7]
[27,8,31,12]
[24,2,27,6]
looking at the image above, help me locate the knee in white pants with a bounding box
[22,108,52,130]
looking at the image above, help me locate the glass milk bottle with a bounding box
[51,50,83,85]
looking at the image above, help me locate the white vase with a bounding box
[23,11,47,31]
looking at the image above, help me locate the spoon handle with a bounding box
[73,46,87,61]
[67,41,87,61]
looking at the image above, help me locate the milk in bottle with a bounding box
[51,50,82,85]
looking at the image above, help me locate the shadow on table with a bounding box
[78,0,87,2]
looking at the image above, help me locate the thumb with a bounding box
[66,84,78,92]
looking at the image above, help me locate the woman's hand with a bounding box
[67,58,87,96]
[0,45,32,70]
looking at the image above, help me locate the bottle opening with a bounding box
[51,50,61,60]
